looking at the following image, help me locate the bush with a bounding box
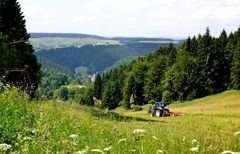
[118,100,130,109]
[130,104,143,111]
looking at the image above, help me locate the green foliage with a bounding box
[102,81,122,109]
[0,0,41,95]
[37,55,72,74]
[85,85,94,106]
[93,73,102,99]
[230,39,240,89]
[0,34,16,74]
[100,26,240,109]
[38,68,72,99]
[123,73,135,108]
[56,86,69,101]
[0,86,38,150]
[130,104,143,111]
[74,66,88,76]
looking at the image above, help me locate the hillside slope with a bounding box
[36,43,168,74]
[0,88,239,153]
[171,90,240,115]
[124,90,240,118]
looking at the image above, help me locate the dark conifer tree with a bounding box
[123,72,135,108]
[0,34,16,75]
[0,0,41,95]
[216,29,231,90]
[93,73,102,99]
[230,39,240,89]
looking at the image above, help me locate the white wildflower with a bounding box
[0,143,12,151]
[157,150,164,153]
[31,129,36,134]
[69,134,78,139]
[103,146,111,151]
[118,138,127,143]
[190,147,199,152]
[152,136,158,141]
[192,139,198,144]
[221,151,240,154]
[91,149,104,154]
[133,129,145,134]
[72,142,77,146]
[234,131,240,136]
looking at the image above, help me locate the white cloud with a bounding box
[18,0,240,37]
[224,0,240,6]
[85,0,149,12]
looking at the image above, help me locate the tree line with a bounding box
[93,27,240,109]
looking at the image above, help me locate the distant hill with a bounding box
[37,55,72,74]
[31,33,182,75]
[36,43,171,74]
[30,33,106,39]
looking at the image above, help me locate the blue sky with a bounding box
[18,0,240,37]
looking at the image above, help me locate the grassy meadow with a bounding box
[30,37,121,51]
[0,87,240,153]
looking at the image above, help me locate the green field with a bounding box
[30,37,121,51]
[0,87,240,153]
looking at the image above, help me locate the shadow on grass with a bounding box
[83,107,164,122]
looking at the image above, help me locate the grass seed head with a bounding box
[234,131,240,136]
[118,138,127,143]
[153,136,158,141]
[221,151,240,154]
[103,146,112,151]
[157,150,164,153]
[91,149,104,154]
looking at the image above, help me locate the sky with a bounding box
[18,0,240,38]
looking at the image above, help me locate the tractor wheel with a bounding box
[155,109,163,117]
[149,112,154,117]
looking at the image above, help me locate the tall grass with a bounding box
[0,87,240,153]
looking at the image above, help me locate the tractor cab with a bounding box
[155,102,164,108]
[148,101,170,117]
[155,102,169,110]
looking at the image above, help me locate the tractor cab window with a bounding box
[155,102,164,108]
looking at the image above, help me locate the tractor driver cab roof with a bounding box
[155,101,165,107]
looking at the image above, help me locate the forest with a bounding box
[36,43,174,74]
[93,27,240,109]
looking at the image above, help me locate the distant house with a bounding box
[89,74,96,82]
